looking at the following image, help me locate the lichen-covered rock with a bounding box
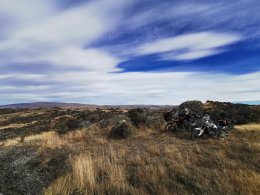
[0,147,69,195]
[179,100,204,117]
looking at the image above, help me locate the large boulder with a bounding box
[179,100,204,117]
[0,147,68,195]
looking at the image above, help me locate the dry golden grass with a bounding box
[45,151,141,195]
[0,138,20,147]
[235,123,260,131]
[0,123,105,148]
[45,143,260,194]
[0,123,27,130]
[0,131,67,148]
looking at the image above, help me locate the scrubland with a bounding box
[0,106,259,195]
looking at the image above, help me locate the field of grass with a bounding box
[0,108,259,195]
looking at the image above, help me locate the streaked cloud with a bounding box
[0,71,259,105]
[0,0,129,73]
[137,32,241,60]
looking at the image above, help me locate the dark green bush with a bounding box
[56,118,80,134]
[108,122,133,139]
[66,119,80,130]
[0,108,15,115]
[128,108,147,127]
[163,110,175,121]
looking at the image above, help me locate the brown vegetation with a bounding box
[0,103,259,194]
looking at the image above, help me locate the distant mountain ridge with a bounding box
[0,102,97,109]
[0,102,175,109]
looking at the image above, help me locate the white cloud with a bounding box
[0,73,45,81]
[19,47,122,72]
[163,49,222,61]
[0,0,133,72]
[0,0,56,27]
[47,47,121,71]
[0,0,136,49]
[136,32,241,60]
[1,71,259,105]
[125,2,215,30]
[14,3,112,47]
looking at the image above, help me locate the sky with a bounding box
[0,0,260,105]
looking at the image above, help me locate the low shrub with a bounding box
[56,118,80,134]
[0,108,15,115]
[108,121,133,139]
[128,108,147,127]
[66,118,80,130]
[98,114,131,129]
[163,110,175,122]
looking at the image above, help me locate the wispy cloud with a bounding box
[0,0,131,72]
[136,32,241,60]
[162,49,222,61]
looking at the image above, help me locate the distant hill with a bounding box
[0,102,98,109]
[0,102,175,109]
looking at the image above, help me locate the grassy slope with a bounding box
[0,109,259,195]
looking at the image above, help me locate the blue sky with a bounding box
[0,0,259,105]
